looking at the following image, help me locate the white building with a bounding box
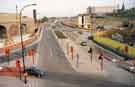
[91,6,115,15]
[78,14,91,29]
[78,6,115,29]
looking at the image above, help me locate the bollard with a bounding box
[67,43,69,56]
[70,46,74,60]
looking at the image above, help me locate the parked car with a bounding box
[80,42,87,46]
[26,66,48,78]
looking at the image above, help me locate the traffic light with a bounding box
[33,9,37,24]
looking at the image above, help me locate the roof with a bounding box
[78,14,90,16]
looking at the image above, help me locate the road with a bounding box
[31,22,135,87]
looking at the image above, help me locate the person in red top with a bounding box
[125,45,128,53]
[16,59,21,79]
[5,48,10,65]
[70,46,74,60]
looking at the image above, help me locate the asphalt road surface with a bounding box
[32,23,135,87]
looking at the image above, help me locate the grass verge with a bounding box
[94,36,135,58]
[54,31,67,39]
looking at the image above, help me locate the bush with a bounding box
[94,36,135,58]
[41,16,48,23]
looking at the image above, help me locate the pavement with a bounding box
[51,21,135,86]
[57,38,106,76]
[0,76,24,87]
[61,22,135,72]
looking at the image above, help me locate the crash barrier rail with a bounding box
[0,34,38,54]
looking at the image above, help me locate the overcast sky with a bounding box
[0,0,134,17]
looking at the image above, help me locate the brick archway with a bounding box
[9,24,19,37]
[0,25,7,39]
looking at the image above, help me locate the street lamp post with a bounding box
[19,3,36,85]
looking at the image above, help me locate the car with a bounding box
[117,62,135,73]
[26,66,48,78]
[80,42,87,46]
[88,36,93,40]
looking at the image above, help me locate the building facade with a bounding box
[78,14,92,29]
[91,6,115,14]
[0,13,35,40]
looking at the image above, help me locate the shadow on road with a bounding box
[45,71,134,87]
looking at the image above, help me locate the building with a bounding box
[87,6,92,14]
[0,13,35,40]
[78,14,91,29]
[77,6,115,29]
[91,6,115,16]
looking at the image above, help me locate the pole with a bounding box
[32,49,35,64]
[7,54,10,65]
[16,4,18,24]
[90,52,92,64]
[19,11,27,84]
[19,4,36,84]
[67,43,69,56]
[76,53,79,68]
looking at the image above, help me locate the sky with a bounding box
[0,0,134,17]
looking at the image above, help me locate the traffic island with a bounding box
[53,30,107,76]
[54,31,67,39]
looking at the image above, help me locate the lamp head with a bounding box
[32,3,37,6]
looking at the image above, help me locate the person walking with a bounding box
[76,53,79,68]
[70,46,74,60]
[88,47,93,63]
[98,53,104,71]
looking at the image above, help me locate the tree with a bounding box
[41,16,48,23]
